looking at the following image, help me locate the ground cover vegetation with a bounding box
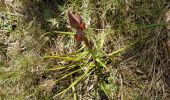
[0,0,170,99]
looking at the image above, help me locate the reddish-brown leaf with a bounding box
[68,11,81,29]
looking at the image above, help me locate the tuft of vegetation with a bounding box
[0,0,170,99]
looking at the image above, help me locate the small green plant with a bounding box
[43,10,138,99]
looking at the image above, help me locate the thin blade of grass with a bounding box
[95,58,109,71]
[59,46,85,56]
[54,69,82,83]
[108,42,136,57]
[43,56,81,61]
[47,66,67,71]
[77,51,89,58]
[53,68,95,98]
[62,65,78,73]
[71,77,77,100]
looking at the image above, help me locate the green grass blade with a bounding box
[53,68,95,98]
[71,77,77,100]
[108,42,136,57]
[63,65,78,72]
[54,69,82,83]
[58,46,85,56]
[44,56,81,61]
[95,58,109,71]
[108,47,126,57]
[77,51,89,58]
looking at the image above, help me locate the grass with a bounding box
[0,0,170,100]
